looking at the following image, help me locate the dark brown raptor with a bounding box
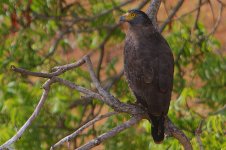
[120,9,174,143]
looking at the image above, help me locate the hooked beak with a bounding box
[119,13,129,22]
[119,16,126,22]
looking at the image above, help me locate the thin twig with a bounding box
[69,69,124,109]
[76,115,143,150]
[43,29,72,61]
[11,55,86,78]
[50,112,118,150]
[193,0,202,30]
[52,54,90,72]
[96,24,119,81]
[173,0,208,21]
[55,77,103,100]
[136,0,151,10]
[216,0,226,6]
[96,46,105,81]
[208,0,215,21]
[207,2,223,36]
[159,0,184,32]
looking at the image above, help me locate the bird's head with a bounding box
[119,9,152,26]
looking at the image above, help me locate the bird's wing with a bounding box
[141,58,157,84]
[158,43,174,93]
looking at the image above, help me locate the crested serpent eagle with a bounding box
[120,10,174,143]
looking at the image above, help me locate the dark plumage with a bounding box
[120,10,174,143]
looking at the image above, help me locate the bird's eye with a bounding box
[130,13,136,17]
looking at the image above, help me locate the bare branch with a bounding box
[146,0,162,29]
[96,24,119,81]
[159,0,184,32]
[50,112,118,150]
[76,115,143,150]
[207,2,223,36]
[69,69,124,109]
[3,56,193,150]
[43,29,72,61]
[85,56,113,99]
[84,56,145,115]
[96,47,105,81]
[173,0,208,21]
[165,117,193,150]
[11,55,86,78]
[208,0,215,21]
[216,0,226,6]
[52,54,88,72]
[193,0,202,30]
[55,77,103,100]
[0,78,56,150]
[136,0,151,10]
[11,65,55,78]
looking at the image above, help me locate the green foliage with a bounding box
[0,0,225,150]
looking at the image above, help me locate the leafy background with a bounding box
[0,0,225,149]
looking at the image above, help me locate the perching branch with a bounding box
[84,56,144,115]
[165,117,193,150]
[0,59,145,150]
[1,54,192,150]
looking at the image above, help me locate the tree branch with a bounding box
[50,112,118,150]
[84,56,145,115]
[0,78,56,150]
[171,0,208,21]
[165,117,193,150]
[136,0,151,10]
[159,0,184,32]
[146,0,162,29]
[193,0,202,30]
[55,77,103,100]
[207,2,223,36]
[1,55,193,150]
[76,115,143,150]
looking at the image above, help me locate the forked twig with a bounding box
[50,112,118,149]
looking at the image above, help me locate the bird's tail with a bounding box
[148,113,165,144]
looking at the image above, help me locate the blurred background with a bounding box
[0,0,225,149]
